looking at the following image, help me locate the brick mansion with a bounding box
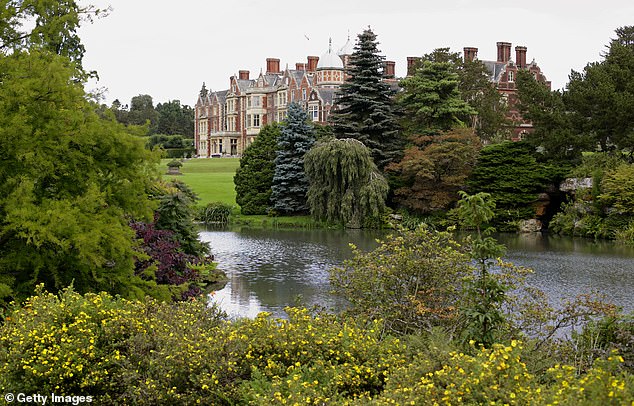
[194,39,549,157]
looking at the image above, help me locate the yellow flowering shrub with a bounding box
[1,288,632,405]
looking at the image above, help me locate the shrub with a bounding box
[198,201,233,225]
[330,225,471,335]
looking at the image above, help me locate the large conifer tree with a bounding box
[234,124,280,214]
[271,103,316,215]
[329,28,402,171]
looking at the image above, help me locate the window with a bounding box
[508,70,514,82]
[308,105,319,121]
[251,96,260,107]
[218,139,223,154]
[277,91,287,107]
[253,114,260,127]
[302,89,307,100]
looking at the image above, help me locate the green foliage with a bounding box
[271,103,316,215]
[329,28,403,171]
[197,201,233,225]
[155,100,194,138]
[566,26,634,156]
[398,53,476,133]
[0,0,105,69]
[600,163,634,215]
[304,138,388,228]
[467,141,566,230]
[516,70,584,164]
[0,50,160,303]
[459,58,510,141]
[330,226,471,335]
[455,192,508,347]
[234,124,280,214]
[154,180,208,257]
[388,128,481,214]
[2,288,631,405]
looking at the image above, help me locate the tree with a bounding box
[466,141,565,229]
[234,124,280,215]
[459,58,510,141]
[398,51,476,133]
[565,26,634,157]
[330,225,471,335]
[156,100,194,138]
[0,50,160,302]
[128,94,159,133]
[388,128,481,214]
[304,138,388,228]
[270,103,316,215]
[329,28,402,171]
[0,0,107,69]
[516,70,584,164]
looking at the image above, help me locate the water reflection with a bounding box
[200,229,634,319]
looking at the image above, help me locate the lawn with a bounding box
[160,158,324,228]
[161,158,240,207]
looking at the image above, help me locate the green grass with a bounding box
[161,158,240,207]
[160,158,328,229]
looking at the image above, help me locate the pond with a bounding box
[199,228,634,319]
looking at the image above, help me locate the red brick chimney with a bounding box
[295,63,306,71]
[515,46,527,68]
[307,56,319,72]
[496,42,512,63]
[266,58,280,74]
[239,70,250,80]
[384,61,396,78]
[463,47,478,62]
[406,56,420,76]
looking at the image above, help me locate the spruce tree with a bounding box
[271,103,316,215]
[329,28,402,171]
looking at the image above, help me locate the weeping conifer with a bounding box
[305,138,388,228]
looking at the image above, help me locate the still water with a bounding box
[199,228,634,319]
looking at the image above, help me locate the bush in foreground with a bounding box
[1,287,632,404]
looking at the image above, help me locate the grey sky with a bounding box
[79,0,634,107]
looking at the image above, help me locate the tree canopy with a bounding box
[329,28,402,171]
[305,138,388,228]
[235,124,280,215]
[0,49,161,302]
[271,103,316,215]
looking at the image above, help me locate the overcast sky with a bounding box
[79,0,634,107]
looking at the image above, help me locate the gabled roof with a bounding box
[315,87,338,105]
[481,60,508,83]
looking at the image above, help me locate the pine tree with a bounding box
[329,28,402,171]
[271,103,316,215]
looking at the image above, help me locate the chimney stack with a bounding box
[463,47,478,62]
[384,61,396,78]
[295,63,306,71]
[307,56,319,72]
[496,42,512,63]
[266,58,280,74]
[239,70,250,80]
[406,56,420,76]
[515,46,527,68]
